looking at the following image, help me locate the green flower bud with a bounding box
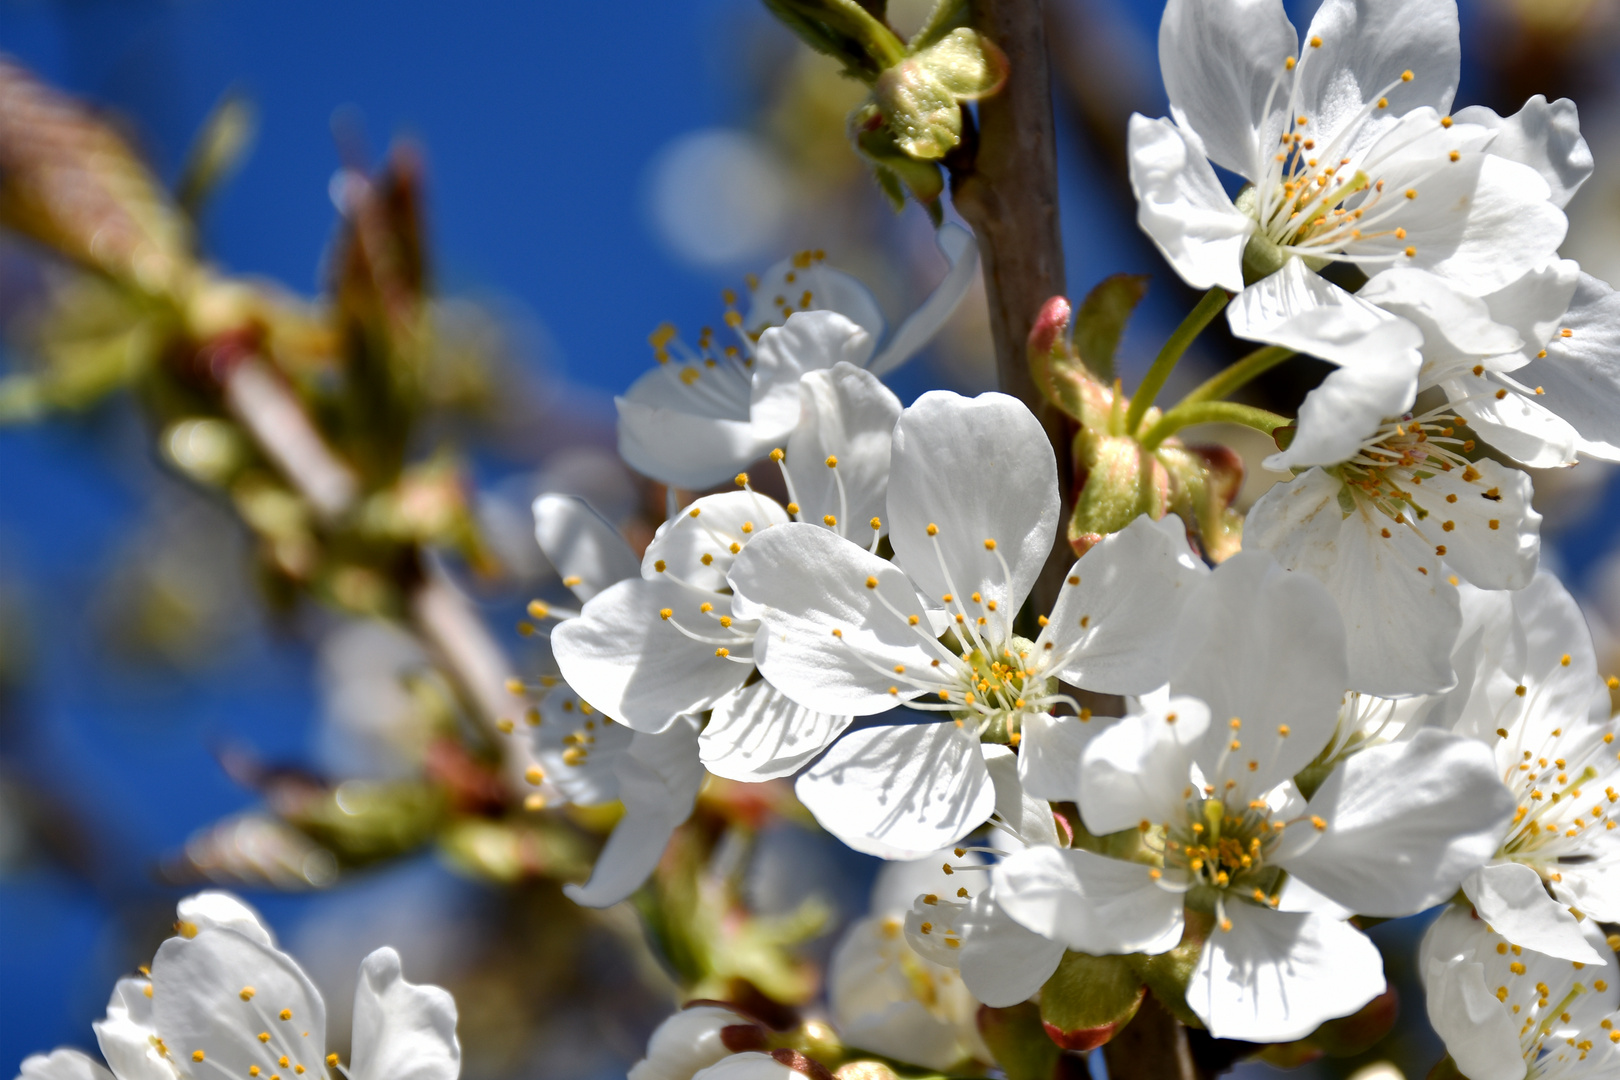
[872,28,1008,160]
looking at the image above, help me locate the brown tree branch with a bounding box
[948,0,1073,615]
[1101,993,1207,1080]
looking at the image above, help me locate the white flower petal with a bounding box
[565,718,704,908]
[1479,258,1582,364]
[784,363,901,535]
[1275,335,1430,471]
[729,523,941,716]
[872,850,981,914]
[1158,0,1297,181]
[1551,844,1620,922]
[1016,712,1096,804]
[1455,96,1593,210]
[1462,862,1603,963]
[1297,0,1460,158]
[749,311,875,448]
[1509,272,1620,461]
[794,719,994,859]
[1039,514,1208,695]
[94,978,174,1080]
[1402,457,1539,591]
[957,890,1066,1008]
[18,1052,115,1080]
[616,382,764,490]
[699,680,851,783]
[1126,114,1251,292]
[992,846,1185,956]
[1276,730,1515,916]
[1359,268,1523,377]
[692,1054,801,1080]
[552,577,752,733]
[828,918,980,1072]
[533,684,632,806]
[867,223,979,377]
[1420,953,1525,1080]
[1172,551,1348,794]
[1229,256,1423,372]
[1079,697,1210,836]
[746,259,884,344]
[1439,373,1581,469]
[643,491,792,591]
[348,949,459,1080]
[887,392,1059,629]
[982,744,1059,848]
[1188,905,1383,1042]
[1347,155,1566,296]
[150,928,327,1080]
[1246,467,1461,696]
[629,1006,756,1080]
[176,893,275,947]
[533,494,639,602]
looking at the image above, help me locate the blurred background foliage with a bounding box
[1,2,1618,1080]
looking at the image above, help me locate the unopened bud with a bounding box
[1038,952,1145,1052]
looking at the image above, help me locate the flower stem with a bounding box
[1138,401,1290,452]
[1124,286,1228,437]
[1175,343,1295,409]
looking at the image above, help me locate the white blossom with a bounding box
[1420,905,1619,1080]
[14,893,458,1080]
[1413,573,1620,963]
[616,225,976,489]
[827,855,992,1071]
[1132,0,1572,467]
[1245,412,1540,696]
[728,390,1205,856]
[991,552,1515,1041]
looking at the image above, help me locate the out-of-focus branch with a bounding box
[220,355,359,520]
[947,0,1072,614]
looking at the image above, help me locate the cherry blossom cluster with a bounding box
[513,0,1620,1073]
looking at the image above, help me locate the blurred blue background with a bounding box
[3,2,1618,1078]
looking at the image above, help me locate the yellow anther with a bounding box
[1405,188,1418,199]
[1405,246,1417,257]
[1311,816,1327,831]
[176,920,198,939]
[825,455,838,468]
[1067,575,1079,585]
[654,560,667,573]
[240,987,256,1001]
[279,1010,292,1021]
[1441,116,1453,128]
[926,523,939,536]
[527,600,550,620]
[259,1034,271,1044]
[770,448,785,462]
[326,1058,338,1069]
[1401,69,1414,81]
[1450,150,1460,162]
[866,576,879,589]
[193,1052,206,1063]
[715,647,730,658]
[983,538,997,550]
[908,615,919,625]
[659,607,673,620]
[735,472,750,487]
[688,507,702,518]
[251,1068,261,1077]
[525,766,544,785]
[870,517,882,531]
[1309,35,1322,47]
[1377,96,1388,108]
[824,514,837,527]
[1285,57,1296,69]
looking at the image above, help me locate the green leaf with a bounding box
[872,28,1007,159]
[907,0,969,51]
[977,1002,1060,1080]
[1073,274,1149,382]
[1039,952,1145,1052]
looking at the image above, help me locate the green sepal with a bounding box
[1126,911,1211,1029]
[1038,951,1145,1052]
[977,1002,1062,1080]
[1073,274,1149,382]
[1157,443,1244,564]
[286,779,448,865]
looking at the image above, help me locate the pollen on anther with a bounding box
[786,502,800,515]
[193,1052,206,1063]
[770,448,785,462]
[659,607,673,620]
[279,1010,292,1021]
[1067,575,1079,585]
[1285,56,1296,69]
[1449,150,1460,162]
[870,517,882,531]
[983,538,997,551]
[1405,246,1417,257]
[823,514,837,527]
[1377,96,1389,108]
[325,1058,338,1069]
[908,615,920,626]
[1401,69,1414,81]
[825,455,838,469]
[926,523,939,536]
[1311,816,1327,831]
